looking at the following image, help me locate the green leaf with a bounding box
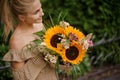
[34,31,45,37]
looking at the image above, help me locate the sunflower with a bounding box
[61,41,87,64]
[43,25,65,55]
[65,26,85,41]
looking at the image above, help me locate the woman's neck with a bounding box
[16,22,34,34]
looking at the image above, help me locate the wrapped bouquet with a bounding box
[34,21,93,78]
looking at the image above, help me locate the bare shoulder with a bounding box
[9,35,23,50]
[9,33,31,50]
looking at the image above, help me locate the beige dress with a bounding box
[3,44,58,80]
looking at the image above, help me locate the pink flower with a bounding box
[87,40,93,47]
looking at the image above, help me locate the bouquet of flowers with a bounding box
[34,21,93,78]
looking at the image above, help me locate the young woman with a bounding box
[1,0,58,80]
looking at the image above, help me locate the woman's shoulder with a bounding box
[9,23,44,50]
[9,32,34,50]
[9,34,26,50]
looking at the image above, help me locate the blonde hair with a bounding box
[1,0,35,40]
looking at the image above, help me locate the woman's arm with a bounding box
[11,61,25,69]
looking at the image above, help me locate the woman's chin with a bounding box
[35,19,43,23]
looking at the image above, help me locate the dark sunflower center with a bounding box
[65,46,79,60]
[50,34,62,48]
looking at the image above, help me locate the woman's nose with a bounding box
[42,11,44,16]
[40,9,44,16]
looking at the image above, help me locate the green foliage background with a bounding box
[41,0,120,65]
[0,0,120,79]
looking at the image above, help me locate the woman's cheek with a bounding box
[34,15,39,20]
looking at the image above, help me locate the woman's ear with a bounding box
[18,15,25,22]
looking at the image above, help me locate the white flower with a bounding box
[44,53,58,64]
[50,55,58,64]
[44,53,52,61]
[40,42,46,45]
[59,21,70,28]
[61,39,70,49]
[82,40,89,50]
[79,39,93,50]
